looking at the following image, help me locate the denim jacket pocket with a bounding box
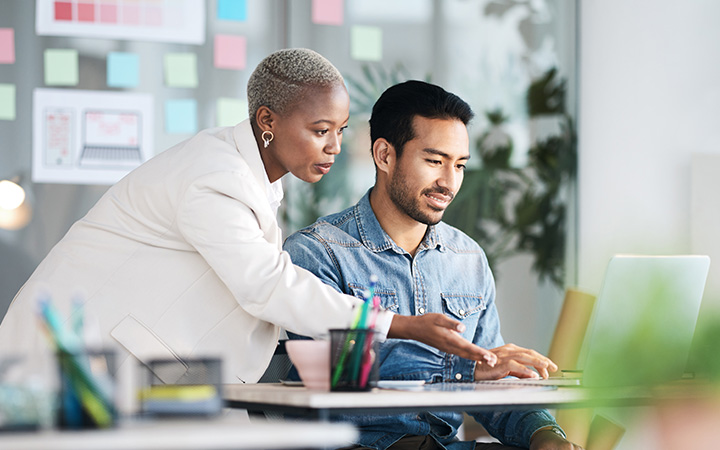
[349,284,399,313]
[440,293,486,321]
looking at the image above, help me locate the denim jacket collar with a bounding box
[354,189,445,255]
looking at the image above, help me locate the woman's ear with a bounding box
[372,138,395,175]
[255,106,275,131]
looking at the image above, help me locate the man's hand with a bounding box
[388,314,497,366]
[530,429,584,450]
[474,343,558,380]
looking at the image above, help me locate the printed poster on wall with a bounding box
[35,0,206,44]
[33,88,154,185]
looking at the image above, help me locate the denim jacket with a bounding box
[283,190,561,450]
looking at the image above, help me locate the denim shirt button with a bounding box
[459,309,465,316]
[418,307,425,314]
[455,373,462,380]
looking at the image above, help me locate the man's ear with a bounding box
[372,138,395,175]
[255,106,275,132]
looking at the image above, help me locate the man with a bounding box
[284,81,582,450]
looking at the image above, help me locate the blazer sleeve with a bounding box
[175,170,362,339]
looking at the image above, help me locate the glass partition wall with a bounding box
[0,0,577,351]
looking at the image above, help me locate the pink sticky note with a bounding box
[214,34,246,70]
[312,0,343,26]
[0,28,15,64]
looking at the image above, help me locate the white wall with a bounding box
[579,2,720,449]
[578,0,720,293]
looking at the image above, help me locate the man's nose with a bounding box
[437,165,460,190]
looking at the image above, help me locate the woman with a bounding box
[0,49,493,393]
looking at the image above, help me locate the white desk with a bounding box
[0,416,358,450]
[224,382,611,420]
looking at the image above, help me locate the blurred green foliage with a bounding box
[444,67,576,287]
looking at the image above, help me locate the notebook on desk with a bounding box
[490,255,710,388]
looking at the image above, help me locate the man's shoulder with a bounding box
[436,222,486,254]
[285,206,362,248]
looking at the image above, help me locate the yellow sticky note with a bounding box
[351,26,382,62]
[164,53,198,88]
[44,49,79,86]
[0,84,15,120]
[216,98,248,127]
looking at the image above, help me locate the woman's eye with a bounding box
[316,129,329,136]
[338,126,348,134]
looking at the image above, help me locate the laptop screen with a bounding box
[580,255,710,388]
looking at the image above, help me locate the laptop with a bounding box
[486,255,710,388]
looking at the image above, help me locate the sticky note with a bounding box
[165,99,197,134]
[216,98,248,127]
[214,35,246,70]
[0,28,15,64]
[44,49,79,86]
[0,84,16,120]
[312,0,343,26]
[107,52,140,88]
[351,26,382,62]
[217,0,247,21]
[164,53,198,88]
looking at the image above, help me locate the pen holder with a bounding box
[56,348,117,430]
[330,329,379,391]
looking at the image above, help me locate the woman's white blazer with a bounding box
[0,119,362,385]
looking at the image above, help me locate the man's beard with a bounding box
[388,169,453,226]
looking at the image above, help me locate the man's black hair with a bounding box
[369,80,474,159]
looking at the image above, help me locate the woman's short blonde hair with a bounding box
[247,48,344,123]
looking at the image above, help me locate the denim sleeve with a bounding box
[467,252,562,448]
[283,229,344,293]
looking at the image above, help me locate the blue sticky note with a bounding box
[217,0,247,21]
[107,52,139,88]
[165,99,197,134]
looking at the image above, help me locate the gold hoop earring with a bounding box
[262,131,274,148]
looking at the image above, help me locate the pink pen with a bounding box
[358,295,381,387]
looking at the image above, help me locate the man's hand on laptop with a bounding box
[389,314,497,366]
[473,343,558,380]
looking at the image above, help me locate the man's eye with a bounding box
[457,164,467,170]
[426,159,441,165]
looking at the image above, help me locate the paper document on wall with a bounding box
[35,0,206,44]
[33,88,154,185]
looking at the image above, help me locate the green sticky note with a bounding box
[44,49,79,86]
[216,98,248,127]
[164,53,198,88]
[0,84,16,120]
[351,26,382,62]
